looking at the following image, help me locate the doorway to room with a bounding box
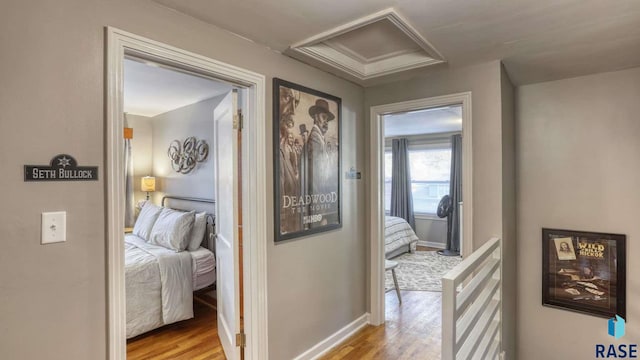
[121,54,238,359]
[106,28,268,360]
[368,93,473,357]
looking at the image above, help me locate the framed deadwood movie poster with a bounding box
[542,228,626,318]
[273,78,342,242]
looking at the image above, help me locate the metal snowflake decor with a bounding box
[167,137,209,174]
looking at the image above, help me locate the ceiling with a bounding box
[153,0,640,86]
[384,105,462,137]
[124,58,232,117]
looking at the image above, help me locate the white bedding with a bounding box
[125,234,195,339]
[385,216,419,257]
[191,246,216,291]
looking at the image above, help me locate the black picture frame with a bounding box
[542,228,626,318]
[273,78,342,242]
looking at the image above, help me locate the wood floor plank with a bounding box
[127,296,225,360]
[320,291,442,360]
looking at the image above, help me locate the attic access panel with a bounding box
[286,8,445,84]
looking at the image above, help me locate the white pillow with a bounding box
[148,208,195,251]
[187,212,207,251]
[132,202,163,240]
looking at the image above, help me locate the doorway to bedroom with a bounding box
[121,55,235,359]
[368,93,472,358]
[107,28,268,360]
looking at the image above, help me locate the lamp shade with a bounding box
[141,176,156,192]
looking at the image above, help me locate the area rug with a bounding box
[385,251,462,292]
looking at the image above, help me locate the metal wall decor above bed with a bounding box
[167,137,209,174]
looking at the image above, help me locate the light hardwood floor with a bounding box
[127,286,441,359]
[127,295,225,360]
[320,291,442,360]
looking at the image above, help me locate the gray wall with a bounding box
[517,67,640,359]
[500,64,517,358]
[0,1,365,359]
[365,60,517,358]
[127,114,153,207]
[151,95,225,204]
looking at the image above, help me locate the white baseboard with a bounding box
[418,240,446,249]
[293,313,370,360]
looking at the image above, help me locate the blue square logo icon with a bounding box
[608,315,626,339]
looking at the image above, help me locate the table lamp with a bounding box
[141,176,156,201]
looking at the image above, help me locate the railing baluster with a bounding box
[442,237,501,360]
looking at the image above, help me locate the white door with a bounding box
[215,90,241,360]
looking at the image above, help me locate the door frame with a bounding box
[105,27,268,359]
[368,92,473,325]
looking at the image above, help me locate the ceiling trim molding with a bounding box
[365,49,419,64]
[366,52,443,77]
[325,40,419,64]
[296,45,366,77]
[324,40,372,64]
[295,45,443,80]
[285,7,445,83]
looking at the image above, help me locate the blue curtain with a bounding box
[390,138,415,229]
[446,134,462,253]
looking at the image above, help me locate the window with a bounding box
[384,146,451,214]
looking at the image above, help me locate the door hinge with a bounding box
[233,109,244,130]
[236,332,246,347]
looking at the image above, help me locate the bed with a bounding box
[125,196,216,339]
[385,216,419,259]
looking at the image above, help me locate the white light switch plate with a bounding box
[42,211,66,244]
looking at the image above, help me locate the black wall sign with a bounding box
[25,154,98,182]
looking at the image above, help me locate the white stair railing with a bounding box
[442,237,502,360]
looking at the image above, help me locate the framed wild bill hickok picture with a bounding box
[273,78,342,242]
[542,228,626,318]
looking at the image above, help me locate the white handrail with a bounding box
[442,237,502,360]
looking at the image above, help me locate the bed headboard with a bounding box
[161,195,216,251]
